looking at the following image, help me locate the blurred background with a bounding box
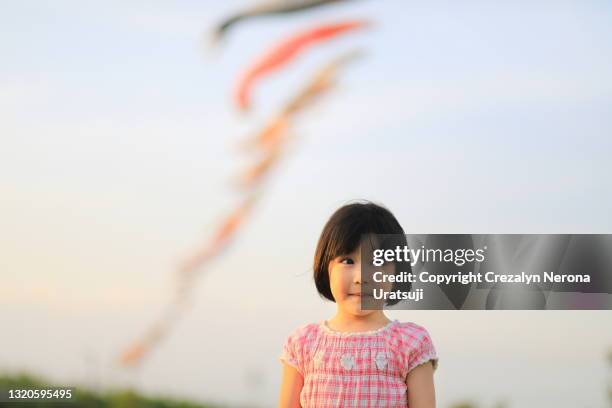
[1,0,611,407]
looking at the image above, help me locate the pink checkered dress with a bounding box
[279,319,438,407]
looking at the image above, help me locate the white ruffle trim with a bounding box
[408,354,439,374]
[320,319,398,336]
[279,353,301,375]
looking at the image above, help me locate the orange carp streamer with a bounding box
[234,20,368,110]
[238,147,283,188]
[119,295,189,367]
[119,342,147,366]
[239,113,290,151]
[178,192,259,277]
[118,192,259,367]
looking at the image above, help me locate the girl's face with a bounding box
[328,241,394,317]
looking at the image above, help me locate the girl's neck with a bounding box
[326,311,392,333]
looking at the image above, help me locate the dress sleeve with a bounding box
[404,325,439,376]
[279,327,304,376]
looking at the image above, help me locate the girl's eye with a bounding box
[340,257,354,265]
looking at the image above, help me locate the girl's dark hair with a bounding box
[313,200,412,306]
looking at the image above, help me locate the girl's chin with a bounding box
[342,306,375,316]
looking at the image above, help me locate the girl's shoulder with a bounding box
[394,320,432,335]
[285,321,322,342]
[390,320,439,372]
[389,320,435,345]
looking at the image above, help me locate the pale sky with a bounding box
[1,1,611,407]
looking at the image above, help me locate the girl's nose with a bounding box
[353,266,368,284]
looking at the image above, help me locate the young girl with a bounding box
[278,201,439,407]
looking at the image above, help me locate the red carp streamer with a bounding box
[240,49,362,153]
[234,20,368,111]
[118,51,362,367]
[236,51,362,189]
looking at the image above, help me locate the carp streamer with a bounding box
[214,0,357,41]
[234,19,368,110]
